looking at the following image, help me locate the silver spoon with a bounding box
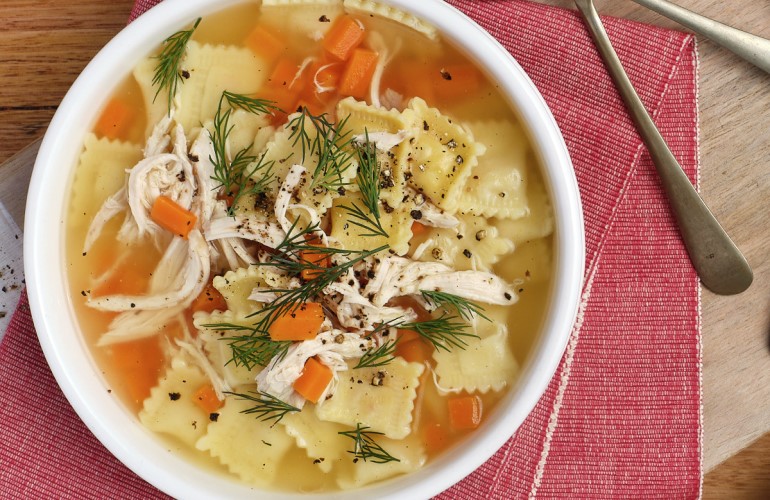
[630,0,770,75]
[573,0,753,295]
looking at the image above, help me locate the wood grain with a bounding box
[0,0,767,495]
[0,0,135,162]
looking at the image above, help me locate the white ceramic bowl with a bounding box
[25,0,584,497]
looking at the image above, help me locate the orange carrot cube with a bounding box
[448,395,483,430]
[150,195,197,238]
[94,99,134,140]
[268,302,325,341]
[293,356,333,403]
[244,24,287,64]
[323,15,365,61]
[190,281,228,314]
[339,48,379,99]
[192,383,223,414]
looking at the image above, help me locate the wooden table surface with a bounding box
[1,0,768,497]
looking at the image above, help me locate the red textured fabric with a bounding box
[1,0,701,498]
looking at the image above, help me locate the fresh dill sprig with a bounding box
[399,312,479,352]
[152,17,201,112]
[226,333,292,370]
[222,90,281,115]
[209,93,276,215]
[266,220,371,270]
[250,243,388,334]
[227,390,299,426]
[420,290,490,322]
[286,109,354,191]
[338,423,400,464]
[339,132,389,238]
[220,221,389,368]
[354,339,398,369]
[197,323,291,370]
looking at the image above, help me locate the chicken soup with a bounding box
[65,0,554,492]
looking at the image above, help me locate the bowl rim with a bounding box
[24,0,585,498]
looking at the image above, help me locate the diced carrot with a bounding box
[94,98,134,140]
[322,15,365,61]
[217,185,239,209]
[424,421,451,454]
[190,280,227,314]
[448,395,483,430]
[293,356,333,403]
[268,302,325,341]
[396,338,432,364]
[192,383,223,414]
[397,328,420,344]
[244,24,287,64]
[268,57,305,92]
[411,221,428,237]
[150,195,198,239]
[299,249,331,280]
[108,336,165,410]
[258,86,300,125]
[433,64,481,102]
[297,62,340,116]
[307,60,344,90]
[339,48,379,99]
[399,59,435,105]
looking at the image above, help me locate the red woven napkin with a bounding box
[0,1,701,498]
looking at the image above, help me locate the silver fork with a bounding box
[630,0,770,75]
[573,0,753,295]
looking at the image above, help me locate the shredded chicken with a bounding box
[367,31,401,108]
[363,255,518,308]
[188,129,219,225]
[204,213,285,248]
[256,320,374,408]
[97,307,183,346]
[127,125,195,239]
[380,88,404,110]
[274,164,307,233]
[83,186,128,253]
[88,230,210,312]
[406,187,459,228]
[175,317,229,399]
[324,280,416,329]
[352,130,409,152]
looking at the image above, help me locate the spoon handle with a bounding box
[630,0,770,74]
[573,0,753,295]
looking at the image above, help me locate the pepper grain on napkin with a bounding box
[0,0,701,498]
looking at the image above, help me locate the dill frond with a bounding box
[287,109,354,191]
[222,91,281,115]
[152,18,201,113]
[228,390,300,425]
[354,339,398,369]
[420,290,490,322]
[338,423,400,464]
[399,312,479,352]
[197,322,291,370]
[219,220,389,369]
[338,131,389,238]
[209,93,276,215]
[225,333,292,370]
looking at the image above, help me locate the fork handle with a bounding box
[631,0,770,74]
[573,0,753,295]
